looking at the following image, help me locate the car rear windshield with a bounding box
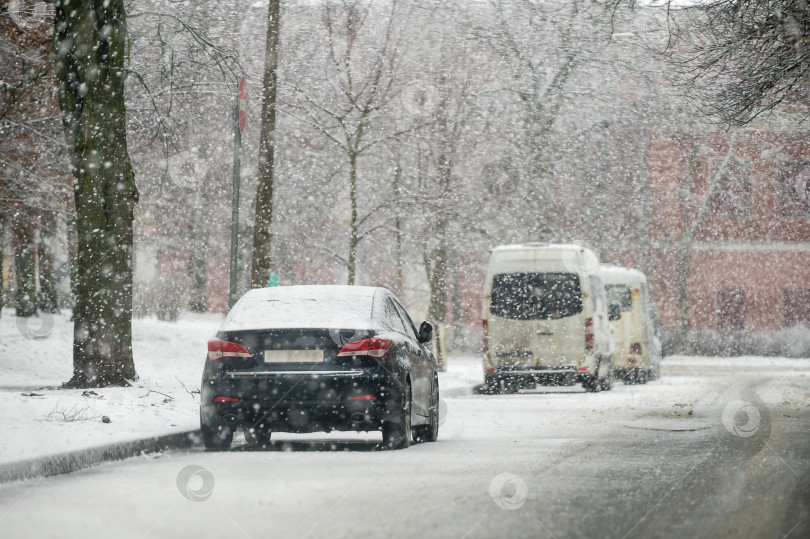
[490,272,582,320]
[222,294,376,332]
[605,284,632,311]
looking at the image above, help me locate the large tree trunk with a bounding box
[250,0,280,289]
[55,0,138,387]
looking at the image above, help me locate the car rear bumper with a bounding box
[486,366,590,384]
[614,355,648,370]
[200,369,401,433]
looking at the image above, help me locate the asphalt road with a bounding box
[1,357,808,538]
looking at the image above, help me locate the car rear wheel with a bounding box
[413,377,439,443]
[382,382,412,450]
[202,421,233,451]
[245,425,272,447]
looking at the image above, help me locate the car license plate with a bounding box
[263,350,324,364]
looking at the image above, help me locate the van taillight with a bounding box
[208,339,252,361]
[585,317,594,351]
[338,337,393,358]
[630,342,642,355]
[482,319,489,354]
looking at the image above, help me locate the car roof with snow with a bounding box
[487,243,600,275]
[598,264,647,285]
[491,242,588,253]
[220,285,386,331]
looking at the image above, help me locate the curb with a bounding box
[0,429,200,484]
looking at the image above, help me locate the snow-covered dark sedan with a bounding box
[200,285,439,450]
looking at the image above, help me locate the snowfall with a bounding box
[1,309,809,538]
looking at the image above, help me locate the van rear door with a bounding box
[489,272,584,368]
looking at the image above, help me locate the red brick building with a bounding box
[608,129,810,337]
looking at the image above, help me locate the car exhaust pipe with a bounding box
[221,412,239,424]
[350,412,370,423]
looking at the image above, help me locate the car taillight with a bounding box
[630,342,642,355]
[337,337,393,358]
[208,339,252,361]
[348,394,377,401]
[482,319,489,355]
[214,396,239,403]
[585,317,594,351]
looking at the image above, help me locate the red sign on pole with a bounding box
[238,76,247,133]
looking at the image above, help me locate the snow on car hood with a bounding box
[219,285,381,332]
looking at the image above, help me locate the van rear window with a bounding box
[490,272,582,320]
[605,284,632,311]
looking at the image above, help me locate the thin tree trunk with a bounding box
[426,221,448,368]
[188,198,208,312]
[348,151,359,285]
[393,162,404,296]
[12,213,37,317]
[38,213,59,314]
[55,0,138,387]
[678,243,691,353]
[450,250,463,352]
[188,242,208,312]
[250,0,281,289]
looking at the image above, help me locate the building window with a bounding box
[783,289,810,328]
[717,288,745,331]
[778,162,810,216]
[709,158,752,216]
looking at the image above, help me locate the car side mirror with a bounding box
[418,321,433,344]
[608,302,622,321]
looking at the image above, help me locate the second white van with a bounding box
[599,264,659,384]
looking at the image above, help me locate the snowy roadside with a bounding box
[0,309,485,467]
[0,309,223,466]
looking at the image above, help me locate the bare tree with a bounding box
[251,0,281,289]
[677,0,810,125]
[282,0,420,285]
[464,1,602,237]
[0,0,71,318]
[607,0,810,125]
[675,131,737,349]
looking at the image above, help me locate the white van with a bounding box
[599,265,659,383]
[482,243,615,393]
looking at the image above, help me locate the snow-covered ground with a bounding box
[0,336,808,538]
[2,307,809,469]
[0,309,224,465]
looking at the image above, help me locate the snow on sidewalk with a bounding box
[0,309,223,465]
[0,309,486,466]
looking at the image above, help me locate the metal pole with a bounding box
[229,99,241,309]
